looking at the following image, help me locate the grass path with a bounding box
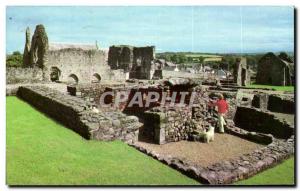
[6,97,198,185]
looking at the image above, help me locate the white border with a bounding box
[1,1,298,191]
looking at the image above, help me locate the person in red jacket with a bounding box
[210,94,228,133]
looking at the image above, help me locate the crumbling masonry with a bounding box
[20,24,158,84]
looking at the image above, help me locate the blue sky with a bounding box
[6,6,294,54]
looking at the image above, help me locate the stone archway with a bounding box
[92,73,101,83]
[68,74,79,85]
[50,66,61,82]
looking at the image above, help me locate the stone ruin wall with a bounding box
[132,121,294,184]
[64,83,241,144]
[45,48,126,83]
[234,106,294,139]
[132,46,155,79]
[9,24,127,85]
[6,67,43,84]
[164,108,192,142]
[11,83,295,184]
[16,86,142,143]
[10,24,159,85]
[62,82,294,145]
[236,89,295,114]
[233,57,250,86]
[256,53,293,86]
[108,46,156,80]
[22,24,49,68]
[143,107,194,144]
[131,96,295,184]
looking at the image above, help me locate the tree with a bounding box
[178,54,187,64]
[221,56,235,71]
[198,56,204,64]
[187,56,193,63]
[13,51,21,55]
[6,51,23,67]
[170,54,179,64]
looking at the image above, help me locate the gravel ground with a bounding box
[135,133,264,167]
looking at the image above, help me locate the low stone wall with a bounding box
[69,83,107,102]
[130,124,294,184]
[67,83,132,106]
[143,104,213,144]
[267,94,295,114]
[239,90,295,114]
[234,107,294,139]
[6,67,43,84]
[17,86,142,143]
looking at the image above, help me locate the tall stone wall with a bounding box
[131,46,155,79]
[19,24,127,84]
[256,52,293,86]
[6,67,43,84]
[24,24,49,68]
[23,27,31,67]
[233,58,250,86]
[16,86,142,143]
[108,45,155,79]
[45,49,126,83]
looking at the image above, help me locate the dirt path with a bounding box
[136,133,264,167]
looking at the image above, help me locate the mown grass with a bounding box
[6,96,295,186]
[6,96,199,185]
[235,157,295,185]
[248,84,294,92]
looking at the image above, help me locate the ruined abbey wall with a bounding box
[45,48,126,83]
[6,67,43,84]
[16,24,128,84]
[108,45,156,80]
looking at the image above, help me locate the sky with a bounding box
[6,6,294,54]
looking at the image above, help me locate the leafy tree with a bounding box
[198,56,204,64]
[6,51,23,67]
[178,54,187,64]
[170,54,179,64]
[187,56,193,63]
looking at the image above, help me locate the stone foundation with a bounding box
[17,86,142,143]
[234,107,294,139]
[267,94,295,114]
[130,124,294,184]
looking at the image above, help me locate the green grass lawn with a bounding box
[6,96,295,186]
[247,84,294,92]
[235,157,295,185]
[6,97,198,185]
